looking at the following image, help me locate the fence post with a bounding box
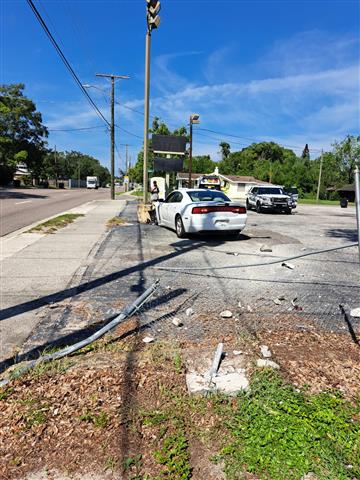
[354,165,360,264]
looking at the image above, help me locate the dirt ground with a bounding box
[1,312,359,480]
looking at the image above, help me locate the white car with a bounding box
[154,188,247,238]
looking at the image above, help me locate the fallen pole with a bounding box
[0,280,160,388]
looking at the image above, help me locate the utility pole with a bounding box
[316,149,323,202]
[125,144,129,192]
[54,145,58,187]
[188,114,200,187]
[354,165,360,264]
[96,73,130,200]
[143,0,161,204]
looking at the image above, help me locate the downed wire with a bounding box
[0,280,160,388]
[155,243,358,272]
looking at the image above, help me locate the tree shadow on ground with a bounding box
[326,228,358,242]
[0,288,186,375]
[0,190,48,200]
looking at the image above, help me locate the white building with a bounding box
[176,168,274,200]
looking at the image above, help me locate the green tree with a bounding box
[0,83,48,184]
[183,155,215,173]
[332,134,360,184]
[219,141,231,160]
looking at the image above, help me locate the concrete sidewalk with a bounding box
[0,197,130,363]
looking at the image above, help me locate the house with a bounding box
[336,184,355,202]
[176,168,274,200]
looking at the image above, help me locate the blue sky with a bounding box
[2,0,359,172]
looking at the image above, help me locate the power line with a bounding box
[27,0,110,128]
[48,125,105,132]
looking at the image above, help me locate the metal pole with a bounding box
[110,77,115,200]
[316,149,323,202]
[188,119,193,188]
[54,145,58,187]
[354,165,360,263]
[143,31,151,204]
[125,144,129,192]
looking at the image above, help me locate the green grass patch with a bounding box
[217,370,360,480]
[27,213,84,233]
[299,198,354,206]
[131,190,143,197]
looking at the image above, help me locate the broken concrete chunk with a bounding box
[220,310,233,318]
[273,298,282,305]
[256,359,280,369]
[260,345,272,358]
[247,305,253,312]
[49,303,59,309]
[350,307,360,318]
[260,245,273,252]
[142,336,155,344]
[282,262,295,269]
[233,350,243,356]
[185,308,194,317]
[172,317,183,327]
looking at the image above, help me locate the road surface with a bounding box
[0,187,114,236]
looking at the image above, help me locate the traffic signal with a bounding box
[146,0,161,31]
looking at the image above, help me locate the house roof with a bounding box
[337,184,355,192]
[177,172,205,180]
[219,174,271,184]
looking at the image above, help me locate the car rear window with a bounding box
[187,190,231,202]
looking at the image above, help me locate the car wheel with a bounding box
[246,199,250,210]
[285,208,292,215]
[175,215,186,238]
[256,202,262,213]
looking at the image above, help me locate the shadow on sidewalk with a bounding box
[0,288,187,375]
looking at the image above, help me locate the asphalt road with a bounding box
[0,187,113,236]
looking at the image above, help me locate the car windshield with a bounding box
[187,190,230,202]
[258,187,284,195]
[287,188,298,194]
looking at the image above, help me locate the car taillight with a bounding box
[192,206,246,214]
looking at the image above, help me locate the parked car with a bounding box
[284,187,299,204]
[246,186,294,214]
[154,188,247,238]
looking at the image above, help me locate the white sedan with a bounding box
[154,188,247,238]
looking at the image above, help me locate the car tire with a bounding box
[256,202,262,213]
[246,199,250,210]
[175,215,186,238]
[285,208,292,215]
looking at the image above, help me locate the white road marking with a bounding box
[15,200,32,205]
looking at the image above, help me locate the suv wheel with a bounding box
[175,215,186,238]
[256,202,262,213]
[246,199,250,210]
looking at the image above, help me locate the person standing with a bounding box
[150,180,159,201]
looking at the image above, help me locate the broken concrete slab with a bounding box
[260,345,272,358]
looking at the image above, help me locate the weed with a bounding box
[123,454,142,471]
[30,357,72,378]
[141,409,171,426]
[10,457,22,467]
[173,352,183,374]
[154,421,191,480]
[28,214,84,234]
[80,410,109,428]
[104,456,118,471]
[217,369,360,480]
[107,216,126,228]
[0,387,14,401]
[22,401,49,428]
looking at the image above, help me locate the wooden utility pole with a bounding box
[316,149,323,202]
[96,73,129,199]
[54,145,58,187]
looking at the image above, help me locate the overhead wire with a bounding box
[26,0,110,128]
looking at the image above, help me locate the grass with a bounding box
[131,190,143,197]
[299,198,354,206]
[27,213,84,233]
[216,370,360,480]
[107,216,127,228]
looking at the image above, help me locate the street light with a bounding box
[188,113,200,188]
[143,0,161,204]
